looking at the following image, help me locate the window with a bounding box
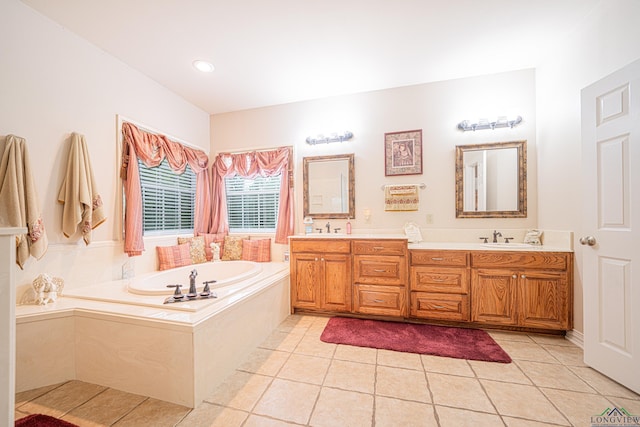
[225,174,281,232]
[138,158,196,234]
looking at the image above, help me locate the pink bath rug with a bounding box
[321,317,511,363]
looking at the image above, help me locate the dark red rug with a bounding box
[321,317,511,363]
[15,414,79,427]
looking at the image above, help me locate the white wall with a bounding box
[536,0,640,333]
[1,0,210,296]
[211,69,537,235]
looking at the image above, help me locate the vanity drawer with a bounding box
[411,250,468,267]
[471,252,568,270]
[410,266,468,294]
[352,240,407,256]
[290,239,351,254]
[353,255,407,285]
[410,292,470,321]
[354,284,407,317]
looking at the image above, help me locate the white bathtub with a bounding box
[127,260,263,295]
[64,260,269,312]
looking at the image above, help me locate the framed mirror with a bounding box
[455,140,527,218]
[303,154,355,219]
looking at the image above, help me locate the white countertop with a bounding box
[290,233,408,239]
[407,242,572,252]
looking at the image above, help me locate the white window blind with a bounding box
[138,158,196,234]
[225,174,281,232]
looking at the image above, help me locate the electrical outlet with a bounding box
[426,214,433,224]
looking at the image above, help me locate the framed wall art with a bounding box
[384,129,423,176]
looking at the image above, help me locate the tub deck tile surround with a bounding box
[15,314,640,427]
[15,262,291,408]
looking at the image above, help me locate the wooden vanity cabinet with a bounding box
[471,251,573,330]
[352,240,407,317]
[409,250,470,321]
[290,239,352,312]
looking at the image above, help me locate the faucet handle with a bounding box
[166,284,184,297]
[479,237,489,243]
[334,228,341,233]
[504,237,514,243]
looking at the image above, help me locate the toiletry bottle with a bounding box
[346,218,352,235]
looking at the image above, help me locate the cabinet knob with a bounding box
[315,257,319,261]
[512,274,517,279]
[521,274,526,279]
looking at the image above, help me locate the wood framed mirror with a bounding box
[455,140,527,218]
[303,154,355,219]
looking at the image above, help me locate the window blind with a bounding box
[138,158,196,234]
[225,174,281,232]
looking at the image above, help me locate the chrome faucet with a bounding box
[188,269,198,296]
[326,222,331,233]
[492,230,502,243]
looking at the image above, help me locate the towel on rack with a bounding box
[384,184,419,211]
[58,133,106,244]
[0,135,48,268]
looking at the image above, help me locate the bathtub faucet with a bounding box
[188,269,198,296]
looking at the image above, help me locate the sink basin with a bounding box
[482,243,533,249]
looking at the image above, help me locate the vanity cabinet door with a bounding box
[471,268,518,326]
[290,240,352,313]
[518,270,571,330]
[291,253,322,310]
[321,253,352,312]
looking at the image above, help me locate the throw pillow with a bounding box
[177,236,207,264]
[198,232,226,261]
[221,235,247,261]
[156,243,192,271]
[242,238,271,262]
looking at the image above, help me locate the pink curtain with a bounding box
[120,122,211,256]
[210,147,293,244]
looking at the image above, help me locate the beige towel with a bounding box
[58,133,106,244]
[384,184,419,211]
[0,135,48,268]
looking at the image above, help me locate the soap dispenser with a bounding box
[346,218,352,235]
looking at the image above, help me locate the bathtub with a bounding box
[127,260,263,295]
[64,260,267,312]
[16,261,291,408]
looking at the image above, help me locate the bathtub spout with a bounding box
[188,269,198,296]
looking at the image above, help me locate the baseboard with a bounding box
[565,329,584,348]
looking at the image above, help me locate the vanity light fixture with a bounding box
[457,116,522,132]
[305,131,353,145]
[192,60,215,73]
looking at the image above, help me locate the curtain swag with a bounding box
[210,147,294,244]
[120,122,211,256]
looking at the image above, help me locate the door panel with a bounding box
[582,58,640,393]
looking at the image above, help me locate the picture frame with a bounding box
[384,129,423,176]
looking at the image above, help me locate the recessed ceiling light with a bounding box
[193,60,215,73]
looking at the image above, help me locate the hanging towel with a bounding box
[384,184,419,211]
[58,133,106,244]
[0,135,48,268]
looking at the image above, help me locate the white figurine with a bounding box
[31,273,64,305]
[211,242,221,262]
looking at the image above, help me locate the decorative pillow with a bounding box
[198,232,226,261]
[156,243,192,271]
[221,235,247,261]
[242,238,271,262]
[177,236,207,264]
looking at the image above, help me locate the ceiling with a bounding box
[22,0,600,115]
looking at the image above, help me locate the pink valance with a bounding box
[210,147,294,244]
[120,122,211,256]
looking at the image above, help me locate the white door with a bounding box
[581,58,640,393]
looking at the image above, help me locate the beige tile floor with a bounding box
[14,314,640,426]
